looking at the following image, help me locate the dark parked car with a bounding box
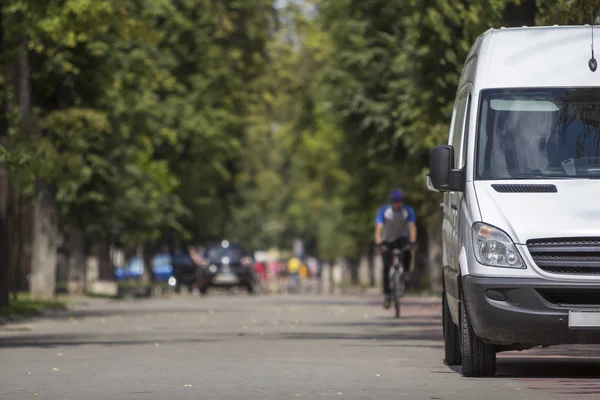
[197,240,258,294]
[170,250,198,293]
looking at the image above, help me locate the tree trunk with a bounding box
[29,184,58,300]
[348,256,359,285]
[328,260,334,294]
[0,0,11,307]
[18,202,32,291]
[142,240,154,285]
[67,221,86,294]
[0,166,10,307]
[367,245,375,287]
[9,189,20,301]
[426,215,443,292]
[97,241,113,281]
[16,27,59,301]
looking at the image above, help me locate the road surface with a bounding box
[1,293,600,399]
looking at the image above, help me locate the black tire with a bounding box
[393,270,401,318]
[199,286,208,296]
[442,290,461,366]
[397,264,406,298]
[460,293,496,377]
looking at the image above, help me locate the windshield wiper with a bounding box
[512,175,569,179]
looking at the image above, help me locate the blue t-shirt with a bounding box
[375,204,415,241]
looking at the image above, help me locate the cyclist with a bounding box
[374,189,417,309]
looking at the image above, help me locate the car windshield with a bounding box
[477,88,600,180]
[206,244,244,263]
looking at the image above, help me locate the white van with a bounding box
[427,25,600,377]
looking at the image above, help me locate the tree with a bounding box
[154,0,275,248]
[0,4,11,306]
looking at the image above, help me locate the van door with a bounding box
[445,90,471,310]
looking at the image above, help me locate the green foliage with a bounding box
[3,0,599,280]
[0,291,65,318]
[536,0,600,24]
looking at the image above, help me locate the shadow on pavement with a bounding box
[343,343,444,350]
[0,333,216,348]
[315,318,441,329]
[497,357,600,378]
[443,351,600,382]
[271,296,441,309]
[275,327,443,342]
[28,307,245,322]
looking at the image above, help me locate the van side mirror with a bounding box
[427,145,465,192]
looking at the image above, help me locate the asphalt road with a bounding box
[2,292,600,399]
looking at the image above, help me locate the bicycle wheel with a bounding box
[397,262,406,298]
[393,268,401,318]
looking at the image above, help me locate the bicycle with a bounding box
[382,242,416,318]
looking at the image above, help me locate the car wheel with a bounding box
[443,288,461,366]
[460,292,497,377]
[247,282,260,295]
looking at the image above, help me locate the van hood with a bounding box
[473,180,600,244]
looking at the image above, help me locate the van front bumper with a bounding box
[463,275,600,346]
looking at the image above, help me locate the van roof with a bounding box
[471,25,600,89]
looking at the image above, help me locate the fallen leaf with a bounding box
[52,368,60,371]
[516,388,521,391]
[184,384,193,387]
[28,372,31,375]
[153,343,160,347]
[56,353,63,356]
[33,394,38,397]
[337,392,343,395]
[364,314,369,318]
[376,373,381,376]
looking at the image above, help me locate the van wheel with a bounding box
[460,294,496,377]
[443,290,461,366]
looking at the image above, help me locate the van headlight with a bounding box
[472,222,524,268]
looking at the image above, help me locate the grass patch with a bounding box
[0,293,66,318]
[83,291,118,299]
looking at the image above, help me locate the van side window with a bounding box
[451,92,469,167]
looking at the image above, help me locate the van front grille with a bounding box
[537,289,600,306]
[527,237,600,275]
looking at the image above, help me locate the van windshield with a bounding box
[477,88,600,180]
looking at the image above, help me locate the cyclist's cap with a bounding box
[390,189,404,202]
